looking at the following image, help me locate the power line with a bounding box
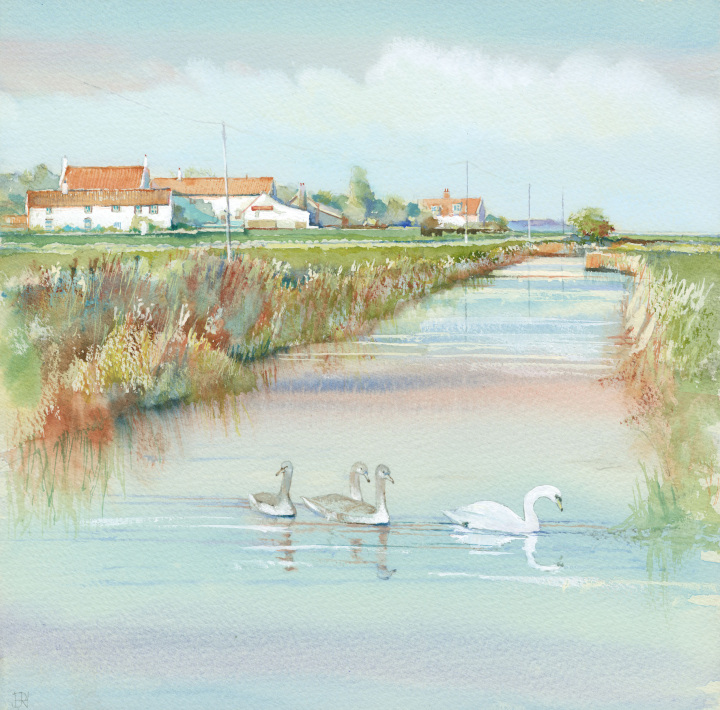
[64,74,534,194]
[67,75,222,126]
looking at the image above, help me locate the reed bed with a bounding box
[611,251,720,535]
[0,245,527,523]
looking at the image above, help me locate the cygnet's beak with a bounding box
[556,497,563,512]
[363,472,371,482]
[387,475,395,484]
[275,468,284,476]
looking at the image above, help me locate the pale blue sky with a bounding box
[1,0,718,231]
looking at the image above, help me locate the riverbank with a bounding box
[0,242,536,514]
[595,247,720,538]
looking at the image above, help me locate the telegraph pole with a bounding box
[465,160,469,244]
[561,188,565,235]
[222,121,232,261]
[527,183,532,241]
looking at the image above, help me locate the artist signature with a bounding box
[12,692,29,708]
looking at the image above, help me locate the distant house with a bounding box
[419,189,486,227]
[152,173,310,229]
[2,214,28,230]
[288,184,344,227]
[26,156,172,232]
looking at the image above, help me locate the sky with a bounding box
[0,0,718,232]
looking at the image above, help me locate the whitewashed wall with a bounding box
[29,203,172,231]
[189,193,310,228]
[243,193,310,228]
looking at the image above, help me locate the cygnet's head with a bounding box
[351,461,370,482]
[276,461,293,477]
[375,464,394,484]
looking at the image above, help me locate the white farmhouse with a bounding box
[152,174,309,228]
[27,188,172,231]
[25,157,171,232]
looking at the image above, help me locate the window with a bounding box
[112,205,120,213]
[84,217,92,230]
[114,222,122,229]
[150,205,158,214]
[135,205,142,214]
[84,205,92,214]
[431,205,440,215]
[45,219,53,230]
[453,203,462,213]
[46,207,52,215]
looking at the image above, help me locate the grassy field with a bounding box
[0,237,534,278]
[1,226,430,245]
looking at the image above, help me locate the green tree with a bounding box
[406,202,421,222]
[312,190,344,211]
[385,195,408,224]
[346,166,375,224]
[568,207,615,243]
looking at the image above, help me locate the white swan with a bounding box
[248,461,297,517]
[301,461,370,519]
[322,465,394,525]
[443,485,562,533]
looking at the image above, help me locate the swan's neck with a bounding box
[523,491,541,528]
[375,476,388,513]
[349,471,363,501]
[279,471,293,498]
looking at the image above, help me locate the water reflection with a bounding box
[340,528,397,579]
[450,529,563,572]
[255,524,297,572]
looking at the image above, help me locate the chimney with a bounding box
[177,167,183,180]
[444,188,450,199]
[141,154,150,188]
[61,180,68,195]
[299,182,307,211]
[59,155,68,187]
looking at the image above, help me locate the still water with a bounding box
[1,257,718,709]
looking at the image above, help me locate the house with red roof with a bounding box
[419,189,486,228]
[153,172,309,228]
[26,156,172,232]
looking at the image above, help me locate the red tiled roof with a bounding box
[419,196,483,216]
[64,165,145,190]
[152,177,274,196]
[27,189,171,208]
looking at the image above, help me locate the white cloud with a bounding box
[1,39,718,231]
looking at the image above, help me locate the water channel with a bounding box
[1,256,718,709]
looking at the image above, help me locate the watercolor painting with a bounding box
[1,1,719,708]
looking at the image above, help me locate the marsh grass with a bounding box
[1,243,528,525]
[611,249,720,547]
